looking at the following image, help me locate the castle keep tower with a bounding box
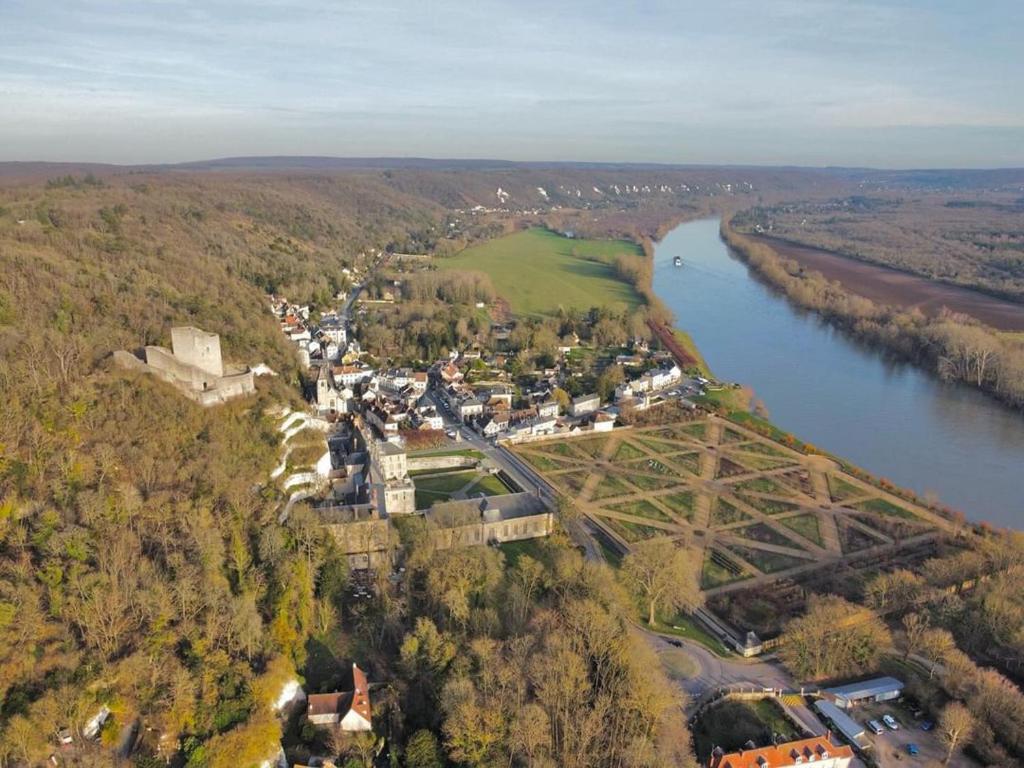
[171,326,224,378]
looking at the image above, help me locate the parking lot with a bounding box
[855,700,975,768]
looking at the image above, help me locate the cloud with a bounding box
[0,0,1021,165]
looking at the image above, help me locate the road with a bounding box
[643,629,828,734]
[422,387,608,561]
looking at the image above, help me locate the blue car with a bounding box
[907,744,920,756]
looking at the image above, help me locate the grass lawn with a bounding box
[702,550,747,588]
[414,471,478,495]
[613,441,646,461]
[726,544,807,574]
[498,537,548,567]
[733,476,794,496]
[467,473,514,496]
[608,499,674,523]
[592,473,634,500]
[828,474,865,502]
[655,613,733,656]
[661,491,695,519]
[604,517,662,542]
[627,472,678,492]
[439,228,644,317]
[410,466,475,477]
[415,490,443,510]
[672,328,711,377]
[780,512,824,545]
[519,452,563,472]
[855,497,917,520]
[409,448,485,460]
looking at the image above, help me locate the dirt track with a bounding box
[751,234,1024,331]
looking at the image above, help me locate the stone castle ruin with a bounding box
[114,326,256,406]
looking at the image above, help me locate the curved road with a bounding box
[643,630,827,736]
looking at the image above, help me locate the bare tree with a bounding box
[621,540,701,626]
[902,612,930,659]
[939,702,975,765]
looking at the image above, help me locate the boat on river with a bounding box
[673,256,682,266]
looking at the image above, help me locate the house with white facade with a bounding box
[306,663,372,732]
[569,393,601,417]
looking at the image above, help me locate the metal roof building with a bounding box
[824,676,904,709]
[814,700,868,749]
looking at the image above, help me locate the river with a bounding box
[653,218,1024,529]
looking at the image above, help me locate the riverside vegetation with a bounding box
[721,219,1024,409]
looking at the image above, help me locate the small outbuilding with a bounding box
[824,676,904,709]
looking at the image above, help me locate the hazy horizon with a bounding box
[3,0,1023,169]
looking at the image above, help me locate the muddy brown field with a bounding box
[751,234,1024,331]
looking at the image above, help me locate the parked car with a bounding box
[906,744,919,756]
[883,714,900,730]
[920,721,934,732]
[868,720,885,735]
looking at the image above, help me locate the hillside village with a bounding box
[268,273,703,572]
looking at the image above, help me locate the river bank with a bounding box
[721,219,1024,410]
[748,233,1024,332]
[650,217,1024,529]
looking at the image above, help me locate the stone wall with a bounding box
[321,514,393,569]
[407,455,478,472]
[428,510,554,549]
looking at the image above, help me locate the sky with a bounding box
[2,0,1023,168]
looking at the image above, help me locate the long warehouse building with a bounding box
[814,700,868,750]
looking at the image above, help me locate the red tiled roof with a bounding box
[715,736,853,768]
[307,692,345,717]
[351,663,371,722]
[306,664,372,723]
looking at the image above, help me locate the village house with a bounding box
[365,405,404,437]
[319,315,347,345]
[708,736,853,768]
[569,393,601,417]
[410,406,444,431]
[306,664,373,732]
[650,363,683,390]
[508,415,557,440]
[457,396,484,422]
[478,412,510,438]
[333,364,375,388]
[411,371,428,395]
[365,433,415,515]
[439,361,464,384]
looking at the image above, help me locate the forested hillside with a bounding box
[0,168,706,766]
[0,171,442,764]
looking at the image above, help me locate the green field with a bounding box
[439,228,644,317]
